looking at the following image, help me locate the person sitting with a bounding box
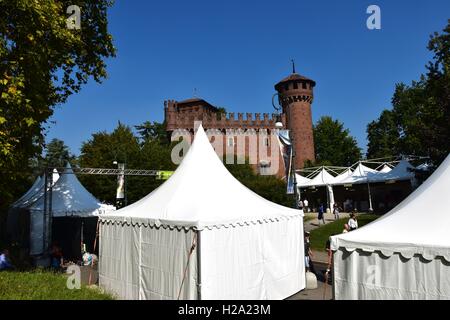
[342,224,350,233]
[50,242,64,270]
[0,249,14,271]
[348,213,358,231]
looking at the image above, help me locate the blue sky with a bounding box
[46,0,450,156]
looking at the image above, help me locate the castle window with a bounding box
[302,82,307,89]
[293,82,298,89]
[285,84,289,91]
[227,137,234,147]
[259,160,271,175]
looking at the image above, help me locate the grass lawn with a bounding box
[310,214,380,251]
[0,270,114,300]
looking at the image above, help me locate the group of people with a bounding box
[304,212,359,276]
[297,198,309,212]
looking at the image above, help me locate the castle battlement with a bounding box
[165,99,285,131]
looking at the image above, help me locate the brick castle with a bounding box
[164,70,316,176]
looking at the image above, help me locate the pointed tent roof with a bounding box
[331,168,354,184]
[101,125,302,229]
[334,163,379,185]
[309,168,335,186]
[368,160,414,183]
[11,176,42,208]
[295,174,312,187]
[331,154,450,262]
[297,168,335,187]
[379,164,392,173]
[30,163,113,217]
[12,169,60,209]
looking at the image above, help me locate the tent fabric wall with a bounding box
[30,209,44,255]
[201,216,304,300]
[333,248,450,300]
[99,222,198,300]
[332,154,450,300]
[99,216,304,300]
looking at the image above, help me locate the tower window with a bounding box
[302,82,307,89]
[293,82,298,89]
[227,137,234,147]
[259,160,271,175]
[285,84,289,91]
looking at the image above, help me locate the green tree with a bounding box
[135,121,168,144]
[366,110,399,159]
[225,158,293,207]
[78,123,176,206]
[312,116,362,167]
[0,0,115,214]
[40,138,75,169]
[366,20,450,166]
[78,123,140,205]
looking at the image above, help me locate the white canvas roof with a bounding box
[101,125,302,229]
[334,163,379,185]
[297,168,335,187]
[295,174,311,186]
[30,164,113,217]
[11,176,42,208]
[367,160,414,183]
[12,169,60,208]
[331,154,450,262]
[331,168,353,184]
[379,164,392,173]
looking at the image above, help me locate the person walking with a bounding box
[318,203,326,225]
[304,232,315,274]
[333,203,340,220]
[348,213,358,231]
[303,198,309,213]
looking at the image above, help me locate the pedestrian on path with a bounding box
[318,203,326,225]
[304,232,315,274]
[303,198,309,213]
[333,203,340,220]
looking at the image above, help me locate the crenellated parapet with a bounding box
[165,99,285,132]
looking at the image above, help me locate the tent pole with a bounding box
[42,168,48,256]
[196,229,202,300]
[367,180,373,212]
[47,171,53,253]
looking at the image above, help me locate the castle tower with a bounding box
[274,68,316,169]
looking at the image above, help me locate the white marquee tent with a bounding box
[99,125,305,300]
[331,154,450,299]
[367,160,414,183]
[8,164,114,257]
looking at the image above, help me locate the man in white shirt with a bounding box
[303,199,309,212]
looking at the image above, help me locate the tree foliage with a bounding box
[310,116,361,167]
[40,138,76,169]
[367,20,450,165]
[366,110,399,159]
[225,158,293,207]
[0,0,115,213]
[78,122,176,205]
